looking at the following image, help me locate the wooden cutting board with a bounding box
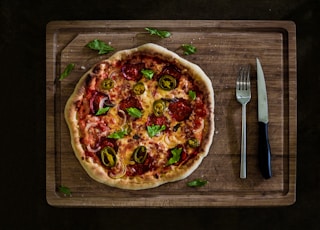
[46,20,297,207]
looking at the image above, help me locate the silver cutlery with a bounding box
[256,58,272,179]
[236,65,251,179]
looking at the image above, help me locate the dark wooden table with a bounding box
[1,0,319,229]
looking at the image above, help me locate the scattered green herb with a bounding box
[126,107,142,118]
[141,69,155,80]
[181,44,197,55]
[108,129,128,139]
[58,185,71,195]
[145,27,171,38]
[188,90,196,100]
[59,63,75,80]
[95,106,110,116]
[167,147,182,165]
[147,124,166,137]
[187,179,208,187]
[86,39,114,54]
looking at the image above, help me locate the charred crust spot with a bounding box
[85,74,93,86]
[93,64,101,74]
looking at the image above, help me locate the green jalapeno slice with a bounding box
[133,146,147,163]
[101,78,115,90]
[187,138,200,148]
[101,146,116,167]
[153,99,166,117]
[158,75,177,91]
[133,82,145,95]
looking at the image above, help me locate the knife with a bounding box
[256,58,272,179]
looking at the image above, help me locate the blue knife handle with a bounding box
[258,122,272,179]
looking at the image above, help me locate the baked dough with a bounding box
[64,43,214,190]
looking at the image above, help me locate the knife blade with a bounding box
[256,58,272,179]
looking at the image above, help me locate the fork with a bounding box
[236,65,251,179]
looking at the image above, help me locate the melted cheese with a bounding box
[79,57,208,175]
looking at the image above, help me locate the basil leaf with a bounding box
[147,124,166,137]
[86,39,114,54]
[167,147,182,165]
[182,44,197,55]
[145,27,171,38]
[95,106,110,115]
[126,107,142,118]
[59,63,75,80]
[188,90,196,100]
[58,185,71,195]
[108,129,128,139]
[187,179,208,187]
[141,69,154,80]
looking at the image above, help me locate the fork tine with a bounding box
[236,64,251,179]
[236,74,240,90]
[245,65,251,89]
[242,66,247,90]
[239,65,251,90]
[237,66,245,90]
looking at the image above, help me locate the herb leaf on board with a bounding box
[86,39,114,54]
[58,185,72,195]
[187,179,208,187]
[181,44,197,55]
[59,63,75,80]
[145,27,171,38]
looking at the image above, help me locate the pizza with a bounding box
[64,43,214,190]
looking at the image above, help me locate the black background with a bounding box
[1,0,319,229]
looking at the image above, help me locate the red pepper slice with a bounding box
[146,114,167,127]
[121,63,144,81]
[119,96,142,112]
[168,98,192,121]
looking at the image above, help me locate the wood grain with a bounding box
[46,20,297,207]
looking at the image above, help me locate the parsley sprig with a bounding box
[58,185,72,196]
[188,90,196,100]
[86,39,114,54]
[126,107,142,118]
[141,69,154,80]
[145,27,171,38]
[167,147,182,165]
[187,179,208,187]
[59,63,75,80]
[108,129,128,139]
[95,106,110,116]
[147,124,166,137]
[181,44,197,55]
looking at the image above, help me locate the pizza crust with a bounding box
[64,43,214,190]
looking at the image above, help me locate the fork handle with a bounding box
[258,122,272,179]
[240,104,247,179]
